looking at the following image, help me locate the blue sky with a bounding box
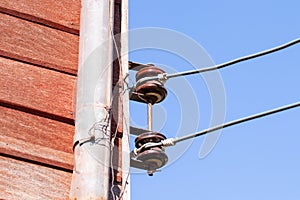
[128,1,300,199]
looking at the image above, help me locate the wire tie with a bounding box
[157,73,168,84]
[161,138,175,147]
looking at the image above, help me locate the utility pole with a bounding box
[109,0,130,199]
[70,0,129,199]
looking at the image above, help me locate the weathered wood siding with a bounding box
[0,156,72,200]
[0,57,76,122]
[0,0,80,199]
[0,106,74,170]
[0,0,124,198]
[0,0,80,34]
[0,13,79,75]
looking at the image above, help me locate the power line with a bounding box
[135,101,300,153]
[134,38,300,89]
[131,38,300,171]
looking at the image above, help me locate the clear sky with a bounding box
[127,1,300,199]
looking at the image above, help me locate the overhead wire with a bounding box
[133,38,300,90]
[134,101,300,154]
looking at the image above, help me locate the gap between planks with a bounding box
[0,0,80,35]
[0,13,79,75]
[0,106,74,171]
[0,57,76,122]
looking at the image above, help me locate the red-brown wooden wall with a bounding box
[0,1,109,199]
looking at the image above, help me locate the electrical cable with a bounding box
[135,101,300,153]
[133,38,300,89]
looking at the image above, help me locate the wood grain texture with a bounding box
[0,156,71,200]
[0,0,80,34]
[0,13,79,75]
[0,57,76,121]
[0,106,74,170]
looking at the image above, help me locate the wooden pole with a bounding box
[70,0,129,199]
[70,0,115,199]
[120,0,130,199]
[109,0,130,199]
